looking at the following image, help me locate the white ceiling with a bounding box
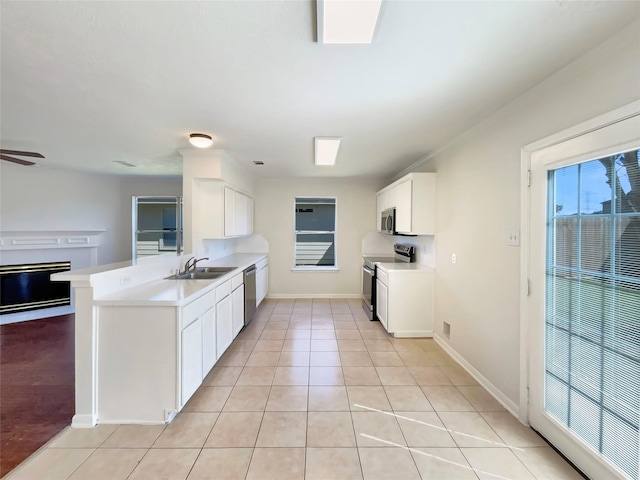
[1,1,638,179]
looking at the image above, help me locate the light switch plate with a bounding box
[507,231,520,246]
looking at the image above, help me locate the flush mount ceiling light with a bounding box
[314,137,342,166]
[189,133,213,148]
[317,0,382,44]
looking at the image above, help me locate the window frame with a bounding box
[292,196,339,271]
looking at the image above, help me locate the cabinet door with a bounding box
[181,318,203,405]
[235,192,248,236]
[257,265,268,305]
[376,279,389,331]
[394,178,412,233]
[246,196,254,235]
[232,285,244,336]
[224,187,236,237]
[216,295,233,358]
[201,307,216,375]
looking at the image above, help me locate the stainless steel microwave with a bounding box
[381,208,396,235]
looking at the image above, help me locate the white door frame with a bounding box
[519,100,640,476]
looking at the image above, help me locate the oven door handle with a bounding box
[363,266,375,276]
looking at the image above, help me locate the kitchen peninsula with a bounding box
[53,252,267,427]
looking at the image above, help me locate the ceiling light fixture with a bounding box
[189,133,213,148]
[317,0,382,44]
[315,137,342,166]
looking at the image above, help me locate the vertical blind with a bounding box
[546,149,639,479]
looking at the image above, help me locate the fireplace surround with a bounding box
[0,262,71,314]
[0,230,103,324]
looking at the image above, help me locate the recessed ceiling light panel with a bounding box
[189,133,213,148]
[315,137,342,166]
[317,0,382,44]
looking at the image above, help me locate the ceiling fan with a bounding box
[0,149,45,166]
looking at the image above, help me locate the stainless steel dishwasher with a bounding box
[243,264,257,326]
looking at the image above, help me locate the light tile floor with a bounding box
[7,298,585,480]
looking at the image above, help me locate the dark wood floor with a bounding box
[0,314,75,478]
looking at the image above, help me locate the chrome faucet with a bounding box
[183,256,209,273]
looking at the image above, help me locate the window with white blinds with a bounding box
[546,149,639,480]
[293,197,337,269]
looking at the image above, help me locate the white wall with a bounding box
[412,22,640,408]
[255,178,377,297]
[0,164,182,263]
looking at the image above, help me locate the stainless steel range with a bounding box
[362,243,415,320]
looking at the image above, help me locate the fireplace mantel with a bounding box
[0,230,105,251]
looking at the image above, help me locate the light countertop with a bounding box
[94,253,266,307]
[376,262,434,272]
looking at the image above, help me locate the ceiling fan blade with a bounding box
[0,154,36,166]
[0,149,45,158]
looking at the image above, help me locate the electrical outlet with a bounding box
[507,231,520,246]
[451,253,457,264]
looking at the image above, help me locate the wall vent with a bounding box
[443,321,451,339]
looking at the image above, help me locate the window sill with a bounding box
[291,267,339,272]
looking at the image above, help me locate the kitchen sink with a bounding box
[165,266,237,280]
[193,266,237,274]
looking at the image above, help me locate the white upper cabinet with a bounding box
[193,180,254,239]
[377,172,436,235]
[225,187,253,237]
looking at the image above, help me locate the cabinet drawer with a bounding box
[182,290,216,328]
[231,272,243,290]
[216,279,232,302]
[377,268,389,286]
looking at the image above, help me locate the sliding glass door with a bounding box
[528,111,639,480]
[132,196,183,259]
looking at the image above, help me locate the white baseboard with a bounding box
[98,419,168,425]
[393,330,433,338]
[434,333,520,418]
[266,293,361,299]
[71,413,97,428]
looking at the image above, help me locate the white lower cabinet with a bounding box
[181,318,203,405]
[96,265,255,424]
[256,258,268,306]
[201,306,217,376]
[375,278,388,330]
[375,266,434,338]
[216,293,233,357]
[232,284,244,336]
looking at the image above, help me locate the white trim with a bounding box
[434,333,520,417]
[392,330,433,338]
[0,230,104,251]
[266,293,360,299]
[519,146,532,423]
[71,413,97,428]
